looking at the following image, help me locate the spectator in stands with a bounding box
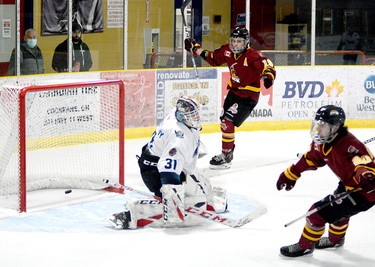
[8,28,45,76]
[52,21,93,72]
[337,27,362,65]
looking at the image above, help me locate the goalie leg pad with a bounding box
[161,184,185,225]
[122,199,164,229]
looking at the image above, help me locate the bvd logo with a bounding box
[364,75,375,94]
[282,80,344,98]
[283,81,325,98]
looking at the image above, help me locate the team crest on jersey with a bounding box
[174,130,184,138]
[169,148,177,156]
[348,145,359,154]
[230,64,240,83]
[225,50,231,57]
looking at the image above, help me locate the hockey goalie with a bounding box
[108,96,227,229]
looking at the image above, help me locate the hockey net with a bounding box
[0,79,125,212]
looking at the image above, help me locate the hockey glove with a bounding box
[354,167,375,192]
[276,166,300,191]
[262,67,276,89]
[184,38,201,56]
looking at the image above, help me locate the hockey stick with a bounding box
[103,179,267,228]
[363,136,375,145]
[180,0,192,21]
[284,186,360,227]
[296,136,375,158]
[180,0,204,105]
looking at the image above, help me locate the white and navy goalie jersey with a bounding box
[146,112,201,178]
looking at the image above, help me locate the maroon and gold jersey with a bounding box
[299,132,375,202]
[203,44,272,101]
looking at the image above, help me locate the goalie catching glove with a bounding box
[184,38,201,57]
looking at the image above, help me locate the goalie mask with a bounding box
[310,105,346,144]
[229,27,249,54]
[175,96,201,129]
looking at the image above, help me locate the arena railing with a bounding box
[146,50,368,68]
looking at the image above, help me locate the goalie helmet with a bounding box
[230,27,249,54]
[310,105,346,144]
[175,96,201,129]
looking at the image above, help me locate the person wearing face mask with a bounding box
[52,21,93,72]
[8,28,45,75]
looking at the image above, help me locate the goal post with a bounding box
[0,79,125,212]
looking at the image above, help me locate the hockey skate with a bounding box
[280,243,314,257]
[108,211,131,229]
[315,237,345,249]
[209,150,234,170]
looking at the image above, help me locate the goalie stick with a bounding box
[103,179,267,228]
[296,136,375,158]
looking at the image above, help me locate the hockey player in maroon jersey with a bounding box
[276,105,375,257]
[184,27,276,169]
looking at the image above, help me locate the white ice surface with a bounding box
[1,129,375,267]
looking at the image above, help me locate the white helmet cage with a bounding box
[230,27,249,54]
[175,96,201,129]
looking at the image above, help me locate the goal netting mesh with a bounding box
[0,79,124,212]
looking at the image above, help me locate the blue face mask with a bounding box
[26,39,37,48]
